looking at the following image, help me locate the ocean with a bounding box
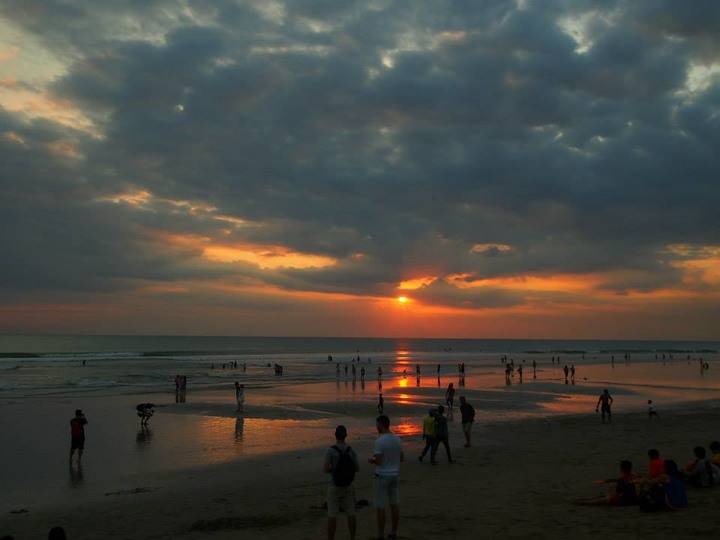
[1,334,719,397]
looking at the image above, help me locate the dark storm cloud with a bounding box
[1,0,719,309]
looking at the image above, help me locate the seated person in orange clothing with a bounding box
[647,448,665,479]
[574,460,639,506]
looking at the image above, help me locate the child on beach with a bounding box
[647,399,659,419]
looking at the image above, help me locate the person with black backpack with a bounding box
[323,425,359,540]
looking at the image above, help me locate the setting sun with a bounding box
[397,296,408,303]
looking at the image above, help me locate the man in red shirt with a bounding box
[69,409,88,464]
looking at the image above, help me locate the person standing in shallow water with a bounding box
[69,409,88,464]
[596,389,613,423]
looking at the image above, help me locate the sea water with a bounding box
[1,335,718,396]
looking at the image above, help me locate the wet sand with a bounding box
[2,375,720,540]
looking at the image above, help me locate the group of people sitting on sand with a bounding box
[575,441,720,511]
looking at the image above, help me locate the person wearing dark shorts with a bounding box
[595,389,613,424]
[69,409,88,464]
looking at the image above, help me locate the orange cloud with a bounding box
[154,232,337,270]
[204,244,336,269]
[0,45,19,63]
[47,138,81,158]
[0,87,97,134]
[398,276,437,290]
[470,243,512,253]
[667,244,720,287]
[3,131,26,145]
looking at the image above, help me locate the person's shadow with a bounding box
[69,463,84,488]
[136,426,153,450]
[235,417,244,443]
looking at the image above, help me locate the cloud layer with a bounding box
[1,0,719,338]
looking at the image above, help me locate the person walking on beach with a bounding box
[596,389,613,423]
[369,415,403,540]
[459,396,475,448]
[431,405,453,464]
[647,399,659,419]
[324,425,359,540]
[445,383,455,420]
[418,408,436,462]
[69,409,88,464]
[235,382,245,413]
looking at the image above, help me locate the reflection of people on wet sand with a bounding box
[235,416,244,442]
[136,403,155,426]
[68,461,84,487]
[136,426,153,448]
[235,381,245,413]
[377,393,384,413]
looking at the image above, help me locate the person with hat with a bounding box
[324,425,359,540]
[69,409,88,464]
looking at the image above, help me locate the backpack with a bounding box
[331,445,356,487]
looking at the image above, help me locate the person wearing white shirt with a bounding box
[368,414,403,540]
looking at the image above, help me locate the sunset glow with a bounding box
[1,2,719,339]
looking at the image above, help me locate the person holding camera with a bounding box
[69,409,88,464]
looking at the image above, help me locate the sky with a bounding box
[1,0,719,340]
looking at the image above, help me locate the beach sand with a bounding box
[3,388,720,540]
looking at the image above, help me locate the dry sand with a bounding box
[3,397,720,540]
